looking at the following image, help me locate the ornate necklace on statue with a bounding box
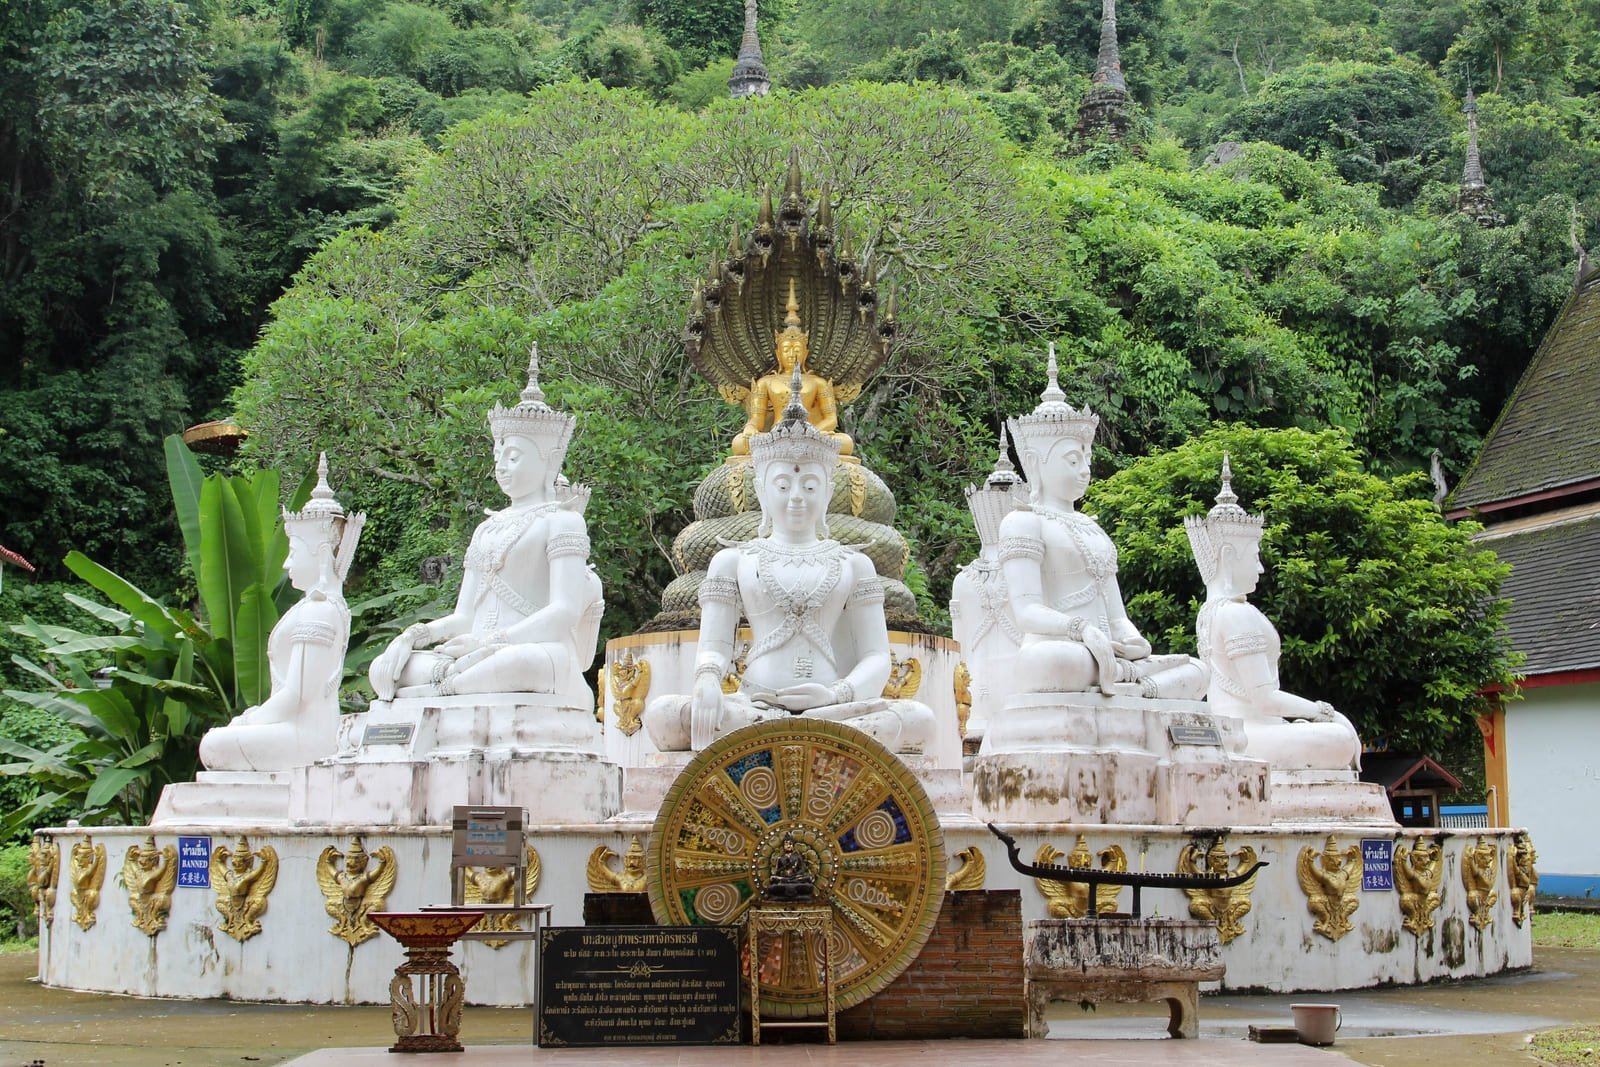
[465,501,559,575]
[1033,503,1118,581]
[743,539,844,670]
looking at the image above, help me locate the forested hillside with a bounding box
[0,0,1583,825]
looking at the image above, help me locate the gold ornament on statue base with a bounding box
[317,836,398,947]
[1034,836,1126,918]
[27,837,59,927]
[211,836,279,942]
[123,836,178,937]
[1462,836,1500,931]
[1394,836,1444,937]
[1298,836,1361,942]
[463,848,542,948]
[647,718,945,1020]
[946,846,987,892]
[953,661,973,739]
[608,652,651,737]
[1509,833,1538,927]
[69,836,106,931]
[1178,838,1259,945]
[587,838,646,893]
[882,653,922,700]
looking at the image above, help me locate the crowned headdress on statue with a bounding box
[965,426,1027,547]
[1184,455,1266,586]
[750,363,844,538]
[283,453,366,583]
[1006,343,1100,502]
[488,344,577,478]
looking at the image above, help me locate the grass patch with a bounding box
[1530,1024,1600,1065]
[1533,911,1600,949]
[0,936,38,954]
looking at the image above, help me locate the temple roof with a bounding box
[1362,754,1463,795]
[1478,513,1600,675]
[1449,259,1600,512]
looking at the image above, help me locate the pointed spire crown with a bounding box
[1006,343,1099,487]
[1184,453,1265,585]
[728,0,771,98]
[965,423,1027,546]
[1462,88,1486,189]
[1093,0,1127,92]
[488,343,576,469]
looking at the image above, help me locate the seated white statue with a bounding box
[998,348,1207,700]
[1186,457,1360,772]
[645,366,935,754]
[949,428,1027,736]
[200,454,364,771]
[368,348,603,708]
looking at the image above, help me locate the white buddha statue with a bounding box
[645,366,935,755]
[998,347,1208,700]
[949,427,1027,743]
[200,454,364,771]
[368,348,603,709]
[1186,457,1361,772]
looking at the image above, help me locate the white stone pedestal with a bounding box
[970,693,1270,826]
[290,693,621,826]
[1270,769,1396,825]
[151,771,292,826]
[292,750,620,825]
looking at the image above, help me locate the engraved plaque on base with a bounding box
[537,925,741,1047]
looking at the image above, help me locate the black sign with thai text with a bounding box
[537,925,741,1047]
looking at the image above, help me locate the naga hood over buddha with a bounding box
[650,148,927,633]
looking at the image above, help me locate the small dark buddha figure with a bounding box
[765,834,815,902]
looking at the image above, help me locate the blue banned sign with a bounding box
[1361,838,1393,891]
[177,836,212,888]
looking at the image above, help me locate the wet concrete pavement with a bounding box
[2,945,1595,1066]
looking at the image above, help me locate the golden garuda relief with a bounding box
[463,847,542,948]
[1509,833,1538,927]
[721,643,749,695]
[211,836,279,942]
[27,837,59,927]
[586,837,646,893]
[608,652,651,737]
[684,148,894,464]
[1394,836,1444,937]
[317,836,397,947]
[1035,836,1126,918]
[953,661,973,740]
[946,846,987,892]
[123,836,179,937]
[1178,838,1260,945]
[1298,836,1361,942]
[69,836,106,931]
[1462,836,1500,931]
[882,654,922,701]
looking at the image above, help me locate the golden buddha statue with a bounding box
[731,280,856,462]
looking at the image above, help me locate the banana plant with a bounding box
[0,437,304,834]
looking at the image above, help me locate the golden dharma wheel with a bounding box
[647,718,946,1018]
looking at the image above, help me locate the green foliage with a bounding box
[0,439,303,835]
[0,844,31,938]
[1086,425,1518,751]
[1222,60,1452,205]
